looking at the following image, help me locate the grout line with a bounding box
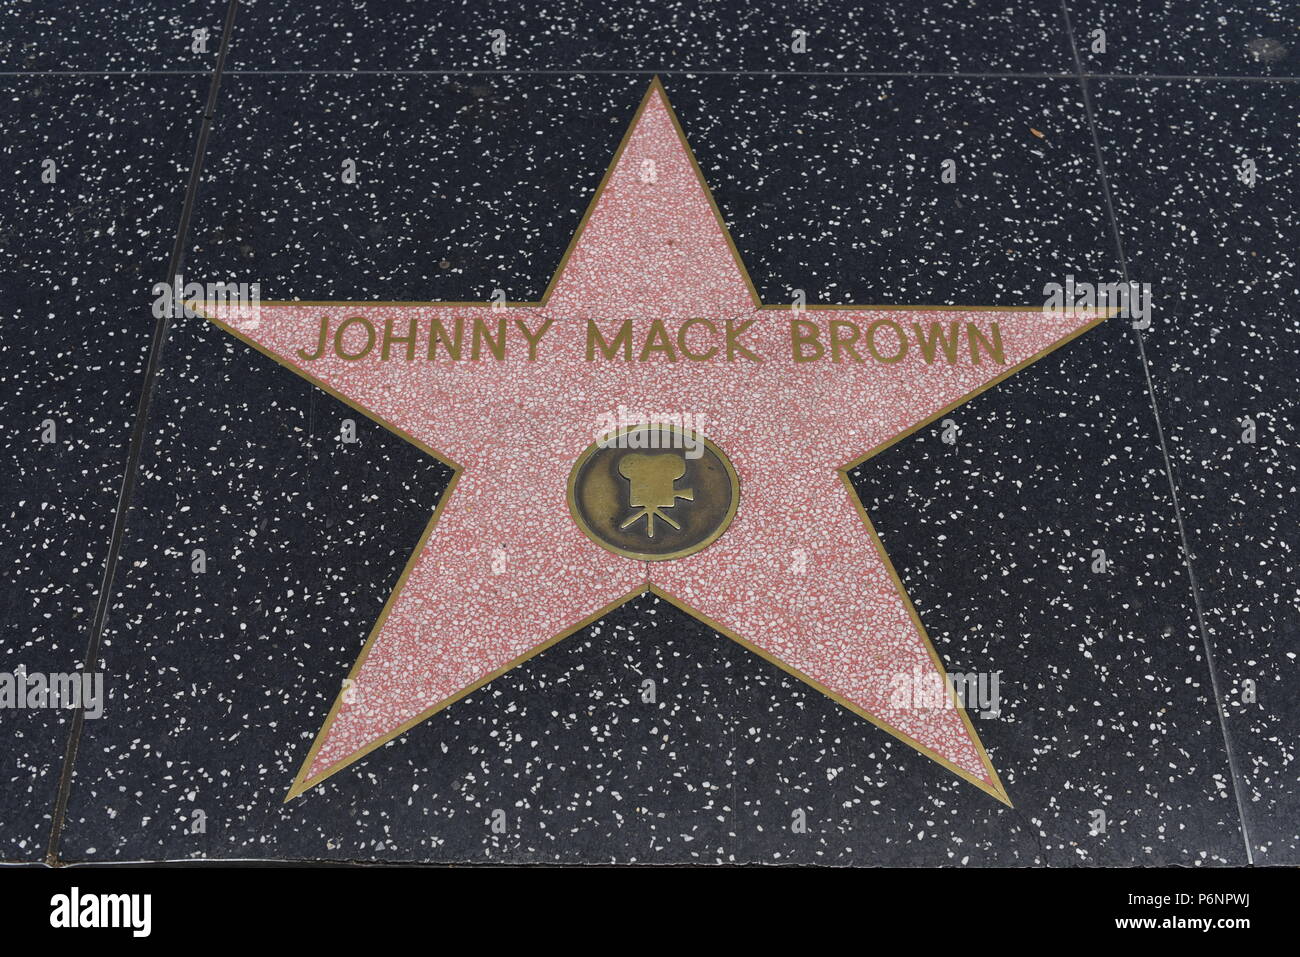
[1059,0,1256,866]
[42,0,242,868]
[0,69,1296,82]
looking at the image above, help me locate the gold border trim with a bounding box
[286,583,651,800]
[840,307,1117,470]
[648,584,1011,806]
[189,77,1124,807]
[566,424,740,562]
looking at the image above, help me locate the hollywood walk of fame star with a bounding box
[201,79,1112,806]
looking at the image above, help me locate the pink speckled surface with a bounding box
[214,88,1106,796]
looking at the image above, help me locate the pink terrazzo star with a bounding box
[206,79,1110,804]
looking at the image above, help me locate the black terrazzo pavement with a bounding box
[0,74,203,860]
[1,1,227,72]
[851,316,1245,866]
[226,0,1074,74]
[1066,1,1296,77]
[1092,79,1299,862]
[0,1,1293,865]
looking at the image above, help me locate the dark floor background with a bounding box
[0,0,1294,864]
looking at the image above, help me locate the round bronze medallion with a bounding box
[568,424,739,561]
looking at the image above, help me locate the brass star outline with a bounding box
[201,78,1115,807]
